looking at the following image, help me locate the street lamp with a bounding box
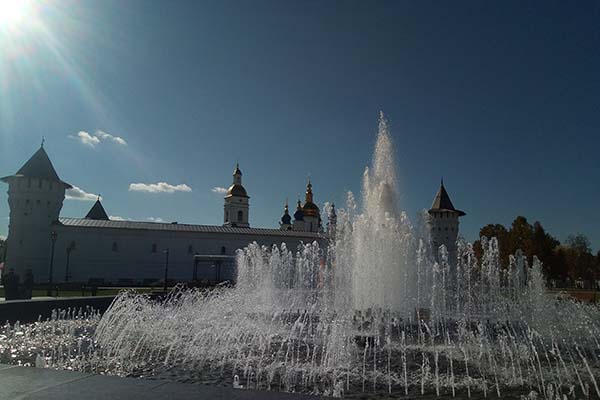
[65,242,76,282]
[47,231,58,296]
[163,248,170,292]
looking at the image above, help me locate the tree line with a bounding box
[473,216,599,282]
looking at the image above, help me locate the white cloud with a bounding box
[0,235,6,241]
[69,131,100,147]
[66,186,100,201]
[95,130,127,146]
[109,215,130,221]
[129,182,192,194]
[147,217,165,223]
[211,186,228,194]
[69,130,127,148]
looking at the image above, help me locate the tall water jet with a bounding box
[340,112,422,312]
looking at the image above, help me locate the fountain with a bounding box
[1,113,599,398]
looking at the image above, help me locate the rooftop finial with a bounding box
[41,137,45,148]
[441,177,444,187]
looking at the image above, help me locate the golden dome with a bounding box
[226,184,248,198]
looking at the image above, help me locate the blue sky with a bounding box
[1,0,599,250]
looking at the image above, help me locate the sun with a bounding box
[0,0,33,28]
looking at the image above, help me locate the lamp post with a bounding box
[65,242,75,282]
[47,231,58,296]
[163,248,170,292]
[193,253,199,281]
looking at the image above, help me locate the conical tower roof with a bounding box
[429,181,465,216]
[1,145,72,187]
[85,199,109,220]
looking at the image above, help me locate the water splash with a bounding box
[1,113,599,397]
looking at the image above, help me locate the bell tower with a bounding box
[1,145,72,282]
[223,164,249,228]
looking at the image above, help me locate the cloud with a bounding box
[70,131,100,147]
[211,186,228,194]
[147,217,165,223]
[69,130,127,148]
[66,186,100,201]
[95,130,127,146]
[109,215,130,221]
[0,235,6,241]
[129,182,192,194]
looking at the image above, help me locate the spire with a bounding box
[305,178,313,204]
[280,199,291,225]
[429,180,465,216]
[1,146,72,188]
[293,199,304,221]
[85,198,109,220]
[232,163,243,185]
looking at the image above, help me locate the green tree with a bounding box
[531,222,560,278]
[474,224,510,267]
[561,234,595,281]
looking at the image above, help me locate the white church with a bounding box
[1,145,464,286]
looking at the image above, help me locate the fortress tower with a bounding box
[428,180,465,263]
[1,145,71,281]
[223,164,249,228]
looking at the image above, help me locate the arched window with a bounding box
[225,211,229,222]
[151,244,157,253]
[188,245,193,254]
[112,242,118,252]
[237,210,243,222]
[220,246,226,255]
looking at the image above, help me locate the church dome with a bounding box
[226,184,248,198]
[293,200,304,221]
[302,201,320,217]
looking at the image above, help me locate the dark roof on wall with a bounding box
[55,218,325,239]
[1,147,72,187]
[429,183,466,216]
[85,200,109,220]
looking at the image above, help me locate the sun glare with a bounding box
[0,0,32,28]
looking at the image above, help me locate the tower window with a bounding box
[112,242,119,252]
[187,245,193,254]
[225,211,229,222]
[237,210,243,222]
[221,246,226,255]
[151,244,157,253]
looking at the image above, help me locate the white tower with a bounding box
[428,180,465,263]
[223,164,249,228]
[1,145,72,282]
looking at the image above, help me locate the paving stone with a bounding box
[0,365,89,399]
[0,365,324,400]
